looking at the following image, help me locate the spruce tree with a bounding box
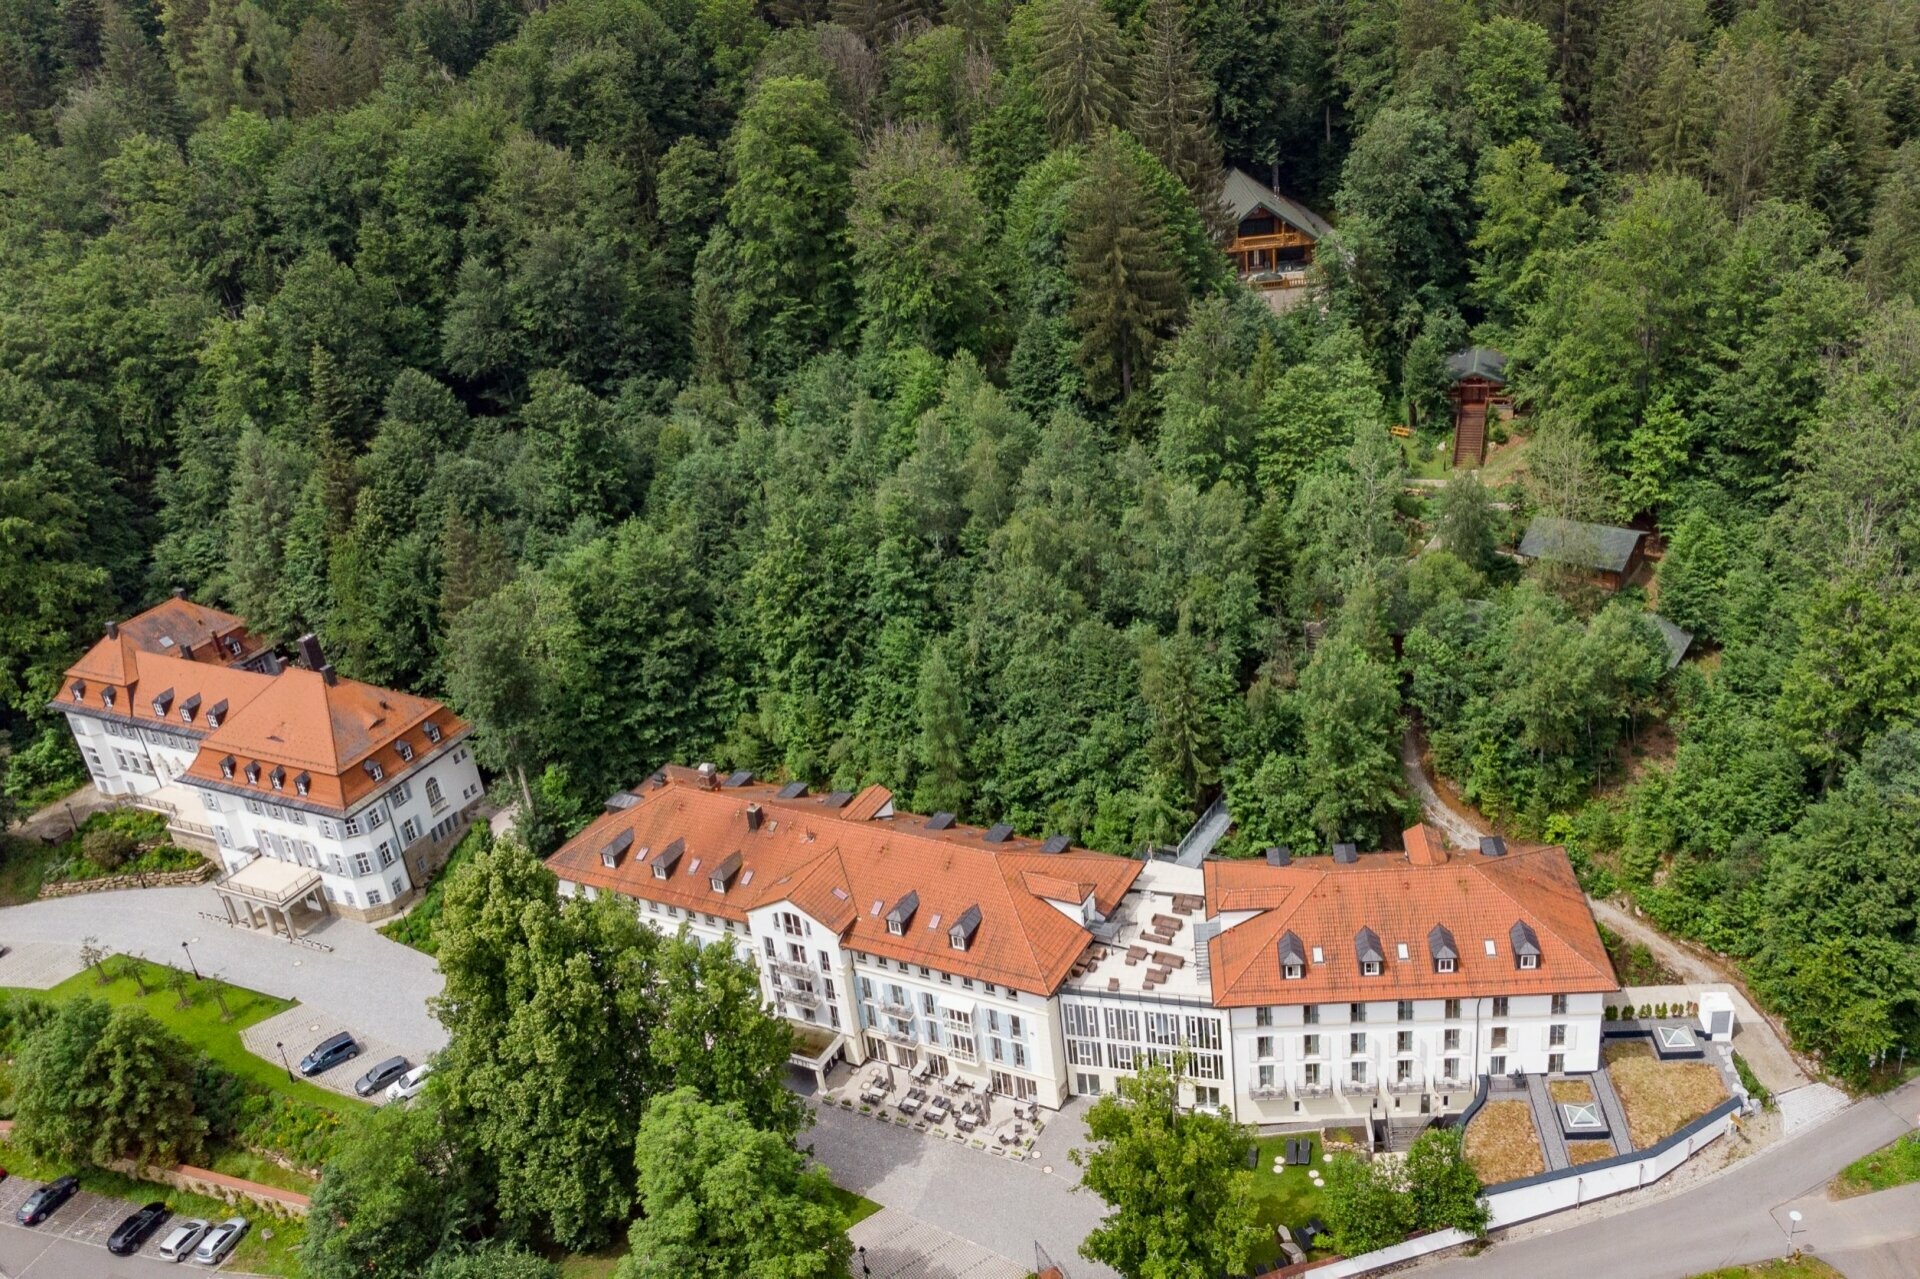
[1028,0,1126,144]
[1066,132,1186,401]
[1127,0,1223,221]
[914,639,969,813]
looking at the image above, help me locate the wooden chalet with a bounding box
[1517,517,1648,592]
[1446,346,1512,468]
[1222,169,1332,300]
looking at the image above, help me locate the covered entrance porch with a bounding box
[212,856,327,941]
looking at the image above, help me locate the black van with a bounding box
[299,1031,361,1076]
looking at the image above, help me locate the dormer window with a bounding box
[424,721,442,744]
[152,688,174,718]
[1428,923,1458,976]
[1277,929,1306,980]
[1284,962,1304,980]
[1519,954,1538,970]
[650,838,685,880]
[948,904,981,952]
[600,830,634,870]
[295,772,311,797]
[1438,957,1456,973]
[708,851,742,893]
[886,891,919,937]
[101,687,115,708]
[364,760,384,783]
[270,766,285,791]
[220,755,236,780]
[1509,921,1542,971]
[70,680,85,703]
[180,693,201,724]
[397,740,414,763]
[208,699,226,728]
[1363,960,1381,977]
[1354,926,1384,977]
[244,762,260,785]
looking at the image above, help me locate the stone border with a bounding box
[38,862,217,898]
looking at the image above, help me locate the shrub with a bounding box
[1605,1005,1617,1021]
[80,828,137,871]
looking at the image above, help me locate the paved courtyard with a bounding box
[0,884,446,1060]
[241,1005,422,1100]
[850,1207,1028,1279]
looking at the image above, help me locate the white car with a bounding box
[385,1062,433,1102]
[193,1217,247,1265]
[157,1218,210,1262]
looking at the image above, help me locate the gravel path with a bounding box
[1399,723,1486,850]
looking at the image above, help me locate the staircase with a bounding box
[1451,406,1487,469]
[1385,1115,1433,1153]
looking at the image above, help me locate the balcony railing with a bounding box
[1248,1085,1288,1101]
[883,1026,917,1045]
[879,1000,914,1018]
[1388,1077,1427,1095]
[771,957,815,980]
[779,988,821,1010]
[1295,1083,1332,1098]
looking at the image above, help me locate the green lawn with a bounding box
[1687,1260,1842,1279]
[822,1181,883,1226]
[1242,1134,1331,1271]
[0,835,59,906]
[5,957,358,1115]
[1830,1132,1920,1199]
[0,1138,307,1276]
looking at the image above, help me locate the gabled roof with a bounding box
[1222,168,1333,240]
[1203,838,1615,1006]
[1446,346,1509,385]
[1650,614,1693,670]
[1518,517,1645,575]
[546,768,1144,994]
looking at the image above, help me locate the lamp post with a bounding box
[1785,1209,1803,1253]
[181,940,200,980]
[275,1040,294,1082]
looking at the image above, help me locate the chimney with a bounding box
[697,762,718,788]
[320,663,338,687]
[171,586,186,599]
[296,633,326,671]
[104,620,119,639]
[746,803,763,833]
[1265,845,1291,867]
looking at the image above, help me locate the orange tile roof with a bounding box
[61,599,470,817]
[547,769,1144,994]
[1204,841,1615,1007]
[113,597,265,665]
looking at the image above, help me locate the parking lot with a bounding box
[242,1004,417,1100]
[0,1174,240,1274]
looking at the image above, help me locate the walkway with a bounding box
[1411,1078,1920,1278]
[0,884,446,1058]
[850,1208,1027,1279]
[5,784,112,847]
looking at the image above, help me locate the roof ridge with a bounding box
[1468,850,1612,983]
[995,857,1057,984]
[1213,865,1327,998]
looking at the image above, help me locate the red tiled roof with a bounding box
[547,769,1144,994]
[1204,841,1615,1007]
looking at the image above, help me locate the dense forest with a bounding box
[1,0,1916,1084]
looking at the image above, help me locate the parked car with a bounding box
[193,1217,248,1265]
[299,1031,360,1076]
[354,1055,409,1097]
[16,1175,79,1225]
[157,1218,211,1262]
[385,1062,433,1102]
[108,1202,172,1255]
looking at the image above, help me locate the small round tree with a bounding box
[81,827,137,871]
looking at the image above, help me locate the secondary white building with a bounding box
[59,596,484,923]
[550,767,1618,1130]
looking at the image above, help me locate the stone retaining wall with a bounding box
[104,1158,311,1218]
[38,861,217,898]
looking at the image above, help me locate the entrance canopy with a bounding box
[223,855,321,908]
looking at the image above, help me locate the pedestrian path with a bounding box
[850,1208,1027,1279]
[1777,1082,1849,1133]
[0,941,86,989]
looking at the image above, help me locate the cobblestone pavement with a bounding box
[804,1100,1117,1279]
[242,1005,420,1100]
[1776,1081,1851,1133]
[849,1207,1028,1279]
[0,1171,210,1275]
[0,943,87,990]
[0,885,446,1059]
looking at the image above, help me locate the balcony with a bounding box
[882,1025,918,1046]
[1388,1077,1427,1095]
[1295,1083,1332,1098]
[779,988,822,1010]
[771,957,816,980]
[879,999,914,1019]
[1248,1085,1288,1101]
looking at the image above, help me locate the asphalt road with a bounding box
[1415,1078,1920,1278]
[0,1171,252,1278]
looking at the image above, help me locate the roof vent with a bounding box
[722,769,753,788]
[1332,842,1358,864]
[927,812,956,831]
[1479,836,1507,858]
[601,830,634,869]
[650,837,686,879]
[649,770,667,788]
[1265,845,1292,867]
[709,851,742,892]
[297,633,326,671]
[696,762,719,788]
[152,688,174,718]
[104,620,119,639]
[180,693,201,724]
[746,803,764,833]
[984,823,1013,843]
[886,891,919,935]
[172,586,187,599]
[1509,920,1541,969]
[776,781,808,800]
[823,790,853,808]
[948,904,982,951]
[1040,834,1071,854]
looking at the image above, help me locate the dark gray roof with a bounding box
[1651,614,1693,671]
[1354,926,1384,965]
[602,829,634,867]
[1222,168,1333,240]
[984,823,1014,844]
[1265,845,1292,867]
[650,837,685,876]
[886,890,919,929]
[1518,517,1645,574]
[776,781,807,799]
[822,790,853,808]
[1509,920,1541,958]
[1040,834,1072,854]
[1445,346,1509,385]
[1277,930,1306,966]
[949,904,982,949]
[721,769,754,788]
[1332,842,1358,864]
[605,790,640,811]
[708,850,741,888]
[1479,836,1507,858]
[1428,923,1458,963]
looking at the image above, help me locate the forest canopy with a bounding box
[2,0,1918,1081]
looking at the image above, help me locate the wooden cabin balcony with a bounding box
[1228,230,1314,254]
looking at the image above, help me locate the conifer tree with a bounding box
[914,639,969,813]
[1066,132,1186,401]
[1127,0,1223,222]
[1028,0,1126,144]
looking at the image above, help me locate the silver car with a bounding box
[157,1218,210,1262]
[193,1216,248,1265]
